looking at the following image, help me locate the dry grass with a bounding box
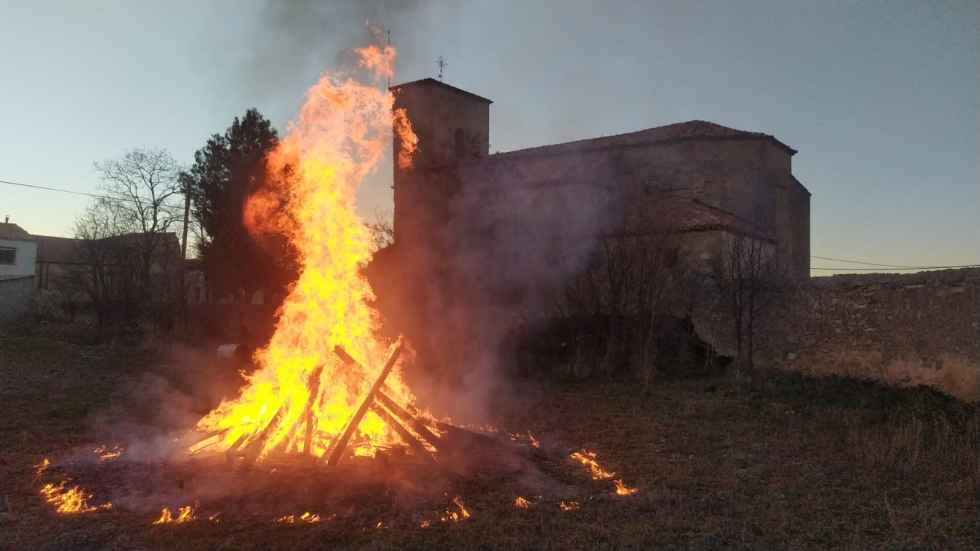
[0,334,976,550]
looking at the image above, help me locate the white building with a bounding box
[0,221,38,321]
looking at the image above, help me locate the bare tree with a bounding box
[365,209,395,252]
[94,148,183,294]
[713,232,787,385]
[555,215,686,388]
[631,227,688,394]
[72,198,134,330]
[69,149,184,335]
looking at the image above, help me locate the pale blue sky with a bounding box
[1,0,976,272]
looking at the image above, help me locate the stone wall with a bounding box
[693,268,980,402]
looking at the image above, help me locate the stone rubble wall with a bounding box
[692,268,980,402]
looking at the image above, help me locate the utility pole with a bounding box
[179,178,191,331]
[180,183,190,262]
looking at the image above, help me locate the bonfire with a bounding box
[32,35,639,526]
[186,40,429,467]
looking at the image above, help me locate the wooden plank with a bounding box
[334,345,441,449]
[303,365,324,456]
[370,402,436,464]
[240,405,285,467]
[324,338,404,467]
[375,390,442,450]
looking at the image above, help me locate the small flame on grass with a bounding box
[570,450,616,480]
[570,449,639,496]
[34,458,51,478]
[514,496,531,509]
[208,513,221,523]
[375,520,384,529]
[508,431,541,448]
[440,496,471,522]
[277,512,321,524]
[153,505,195,524]
[93,445,123,461]
[39,482,112,514]
[559,500,581,511]
[614,479,639,496]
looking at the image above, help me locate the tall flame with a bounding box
[193,43,418,461]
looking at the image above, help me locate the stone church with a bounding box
[389,78,809,279]
[371,78,810,381]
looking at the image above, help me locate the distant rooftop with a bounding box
[494,120,797,159]
[0,222,31,241]
[390,78,493,104]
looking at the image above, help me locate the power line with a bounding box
[0,178,180,206]
[809,254,980,269]
[812,265,979,271]
[1,178,109,200]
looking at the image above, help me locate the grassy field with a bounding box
[0,333,976,550]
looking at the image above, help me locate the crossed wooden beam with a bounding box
[193,337,442,468]
[322,337,443,467]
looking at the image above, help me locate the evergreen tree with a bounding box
[182,109,297,305]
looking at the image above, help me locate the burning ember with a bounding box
[508,431,541,448]
[559,500,581,511]
[153,506,195,525]
[190,39,425,465]
[39,481,112,514]
[570,450,616,479]
[276,512,321,524]
[93,444,123,462]
[570,450,639,496]
[513,496,532,509]
[34,457,50,478]
[440,497,471,523]
[613,479,639,496]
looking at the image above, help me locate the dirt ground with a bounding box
[0,333,976,550]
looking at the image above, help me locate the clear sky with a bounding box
[1,0,976,273]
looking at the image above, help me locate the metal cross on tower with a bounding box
[436,56,447,80]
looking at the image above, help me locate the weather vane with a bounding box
[436,56,447,80]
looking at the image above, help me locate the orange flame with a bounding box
[441,496,471,522]
[276,512,321,524]
[559,500,581,511]
[193,40,419,462]
[570,449,639,496]
[34,458,50,478]
[39,482,112,514]
[93,444,123,461]
[393,108,418,169]
[514,496,531,509]
[570,450,616,480]
[614,479,639,496]
[356,44,396,81]
[153,506,195,525]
